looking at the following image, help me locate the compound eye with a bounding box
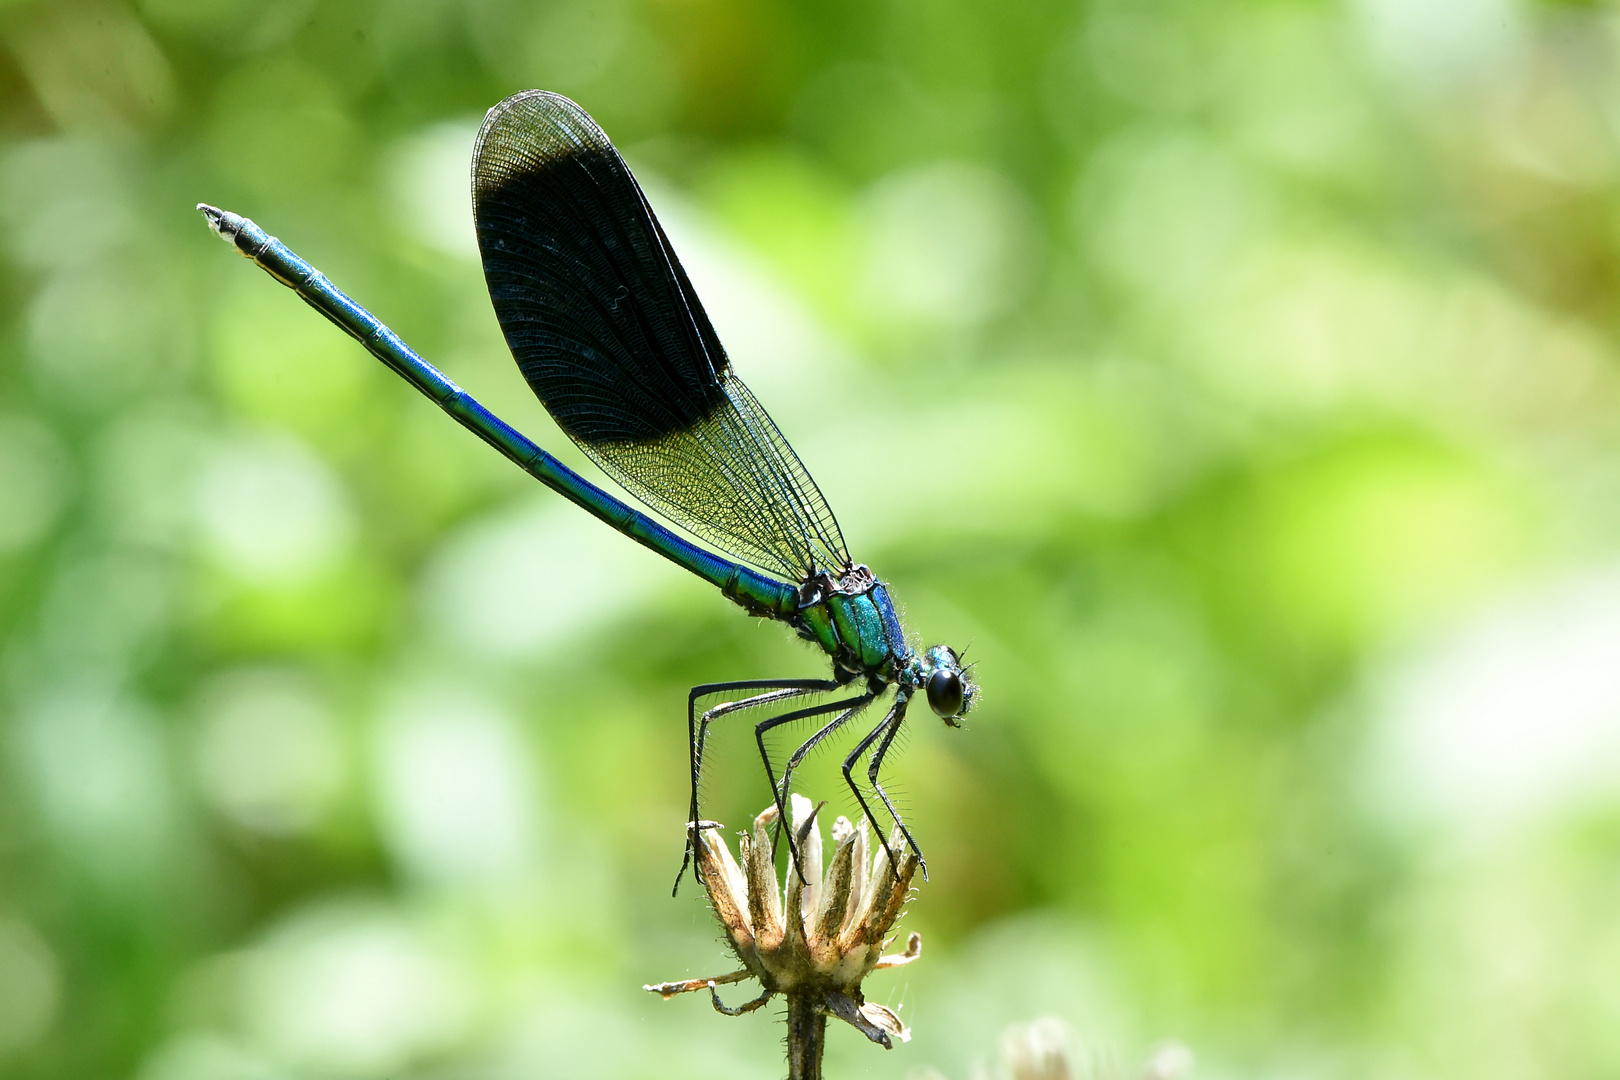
[926,668,964,718]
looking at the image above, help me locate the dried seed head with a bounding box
[992,1020,1197,1080]
[645,795,923,1049]
[1002,1018,1076,1080]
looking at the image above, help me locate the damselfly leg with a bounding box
[772,693,878,827]
[755,691,877,879]
[865,696,926,877]
[841,694,927,879]
[752,693,873,878]
[676,679,838,895]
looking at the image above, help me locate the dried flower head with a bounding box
[993,1019,1196,1080]
[1002,1017,1078,1080]
[645,794,922,1050]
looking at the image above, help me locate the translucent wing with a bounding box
[471,90,848,580]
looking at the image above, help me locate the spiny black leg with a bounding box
[689,683,829,870]
[866,694,926,879]
[841,698,906,873]
[775,696,875,831]
[688,685,816,886]
[770,695,876,879]
[753,693,871,881]
[683,685,810,895]
[675,679,836,896]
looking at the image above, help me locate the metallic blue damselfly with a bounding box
[199,90,977,891]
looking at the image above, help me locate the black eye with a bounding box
[927,669,963,718]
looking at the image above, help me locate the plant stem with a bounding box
[786,991,827,1079]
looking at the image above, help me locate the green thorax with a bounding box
[793,565,905,678]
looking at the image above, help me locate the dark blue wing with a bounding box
[472,90,848,580]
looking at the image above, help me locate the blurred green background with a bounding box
[4,0,1620,1076]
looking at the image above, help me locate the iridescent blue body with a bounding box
[198,206,936,683]
[198,206,800,619]
[197,89,975,893]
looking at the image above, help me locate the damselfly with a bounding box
[199,90,977,890]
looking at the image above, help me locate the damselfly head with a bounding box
[921,645,976,725]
